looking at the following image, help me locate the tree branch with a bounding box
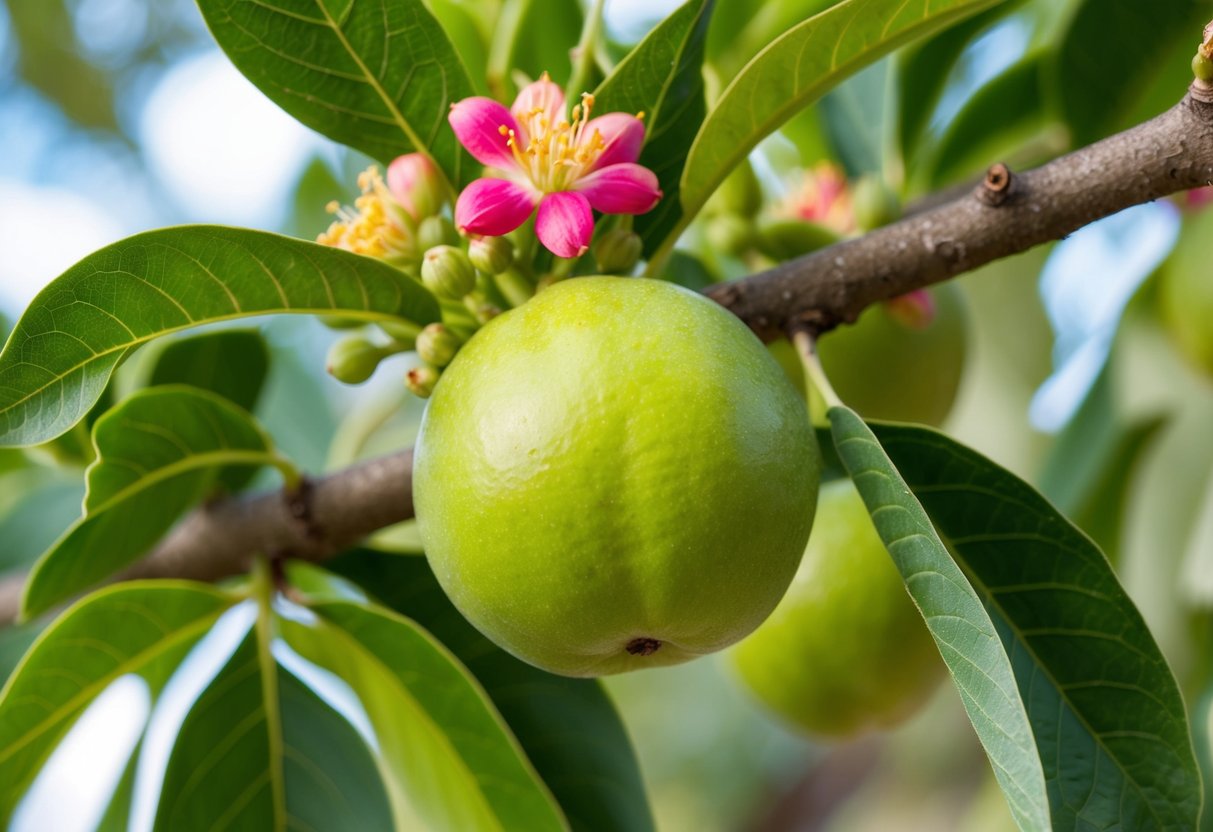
[3,88,1213,627]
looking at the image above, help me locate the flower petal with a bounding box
[449,97,520,169]
[585,113,645,170]
[575,163,663,215]
[455,178,538,236]
[386,153,441,218]
[535,192,593,258]
[511,75,565,142]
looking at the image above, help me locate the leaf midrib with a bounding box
[85,448,277,517]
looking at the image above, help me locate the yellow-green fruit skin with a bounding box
[731,479,943,738]
[818,283,968,427]
[1159,207,1213,378]
[414,277,821,677]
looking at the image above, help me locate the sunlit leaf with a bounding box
[21,387,286,619]
[0,582,237,816]
[197,0,476,188]
[0,226,439,448]
[594,0,715,256]
[679,0,1008,237]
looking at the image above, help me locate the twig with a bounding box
[3,89,1213,626]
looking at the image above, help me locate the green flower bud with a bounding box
[852,175,901,232]
[706,160,763,219]
[406,364,440,398]
[326,336,387,385]
[422,245,476,300]
[416,323,461,368]
[706,214,756,258]
[754,217,841,261]
[417,215,459,252]
[378,319,421,344]
[593,228,643,274]
[468,236,515,275]
[318,315,366,330]
[1194,50,1213,83]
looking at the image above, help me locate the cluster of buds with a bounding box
[316,72,667,397]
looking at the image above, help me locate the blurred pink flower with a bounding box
[784,162,855,236]
[449,74,662,258]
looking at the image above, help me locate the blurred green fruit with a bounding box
[1159,206,1213,378]
[818,283,969,426]
[731,478,943,738]
[414,277,821,677]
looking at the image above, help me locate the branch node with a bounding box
[285,477,324,542]
[978,163,1014,206]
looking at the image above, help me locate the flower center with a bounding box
[500,93,607,193]
[318,165,414,259]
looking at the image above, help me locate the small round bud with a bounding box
[707,161,763,219]
[852,175,901,232]
[387,153,445,220]
[422,245,476,299]
[593,228,643,274]
[706,214,756,258]
[326,336,386,384]
[754,218,840,261]
[405,364,440,398]
[1194,51,1213,83]
[417,215,459,252]
[416,323,461,368]
[318,315,365,330]
[468,236,515,275]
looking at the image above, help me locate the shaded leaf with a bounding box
[0,582,237,816]
[680,0,1009,233]
[21,387,285,619]
[594,0,715,256]
[0,226,439,447]
[326,550,655,832]
[0,476,85,576]
[148,329,270,414]
[826,407,1049,830]
[197,0,475,188]
[866,418,1203,829]
[281,598,568,831]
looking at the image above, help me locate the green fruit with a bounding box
[731,478,943,738]
[1159,207,1213,378]
[414,277,821,677]
[818,283,968,426]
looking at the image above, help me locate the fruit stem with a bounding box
[792,328,843,410]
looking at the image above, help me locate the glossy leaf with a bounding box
[0,226,440,448]
[679,0,1009,232]
[21,387,285,619]
[0,582,236,816]
[819,59,889,177]
[280,598,568,831]
[593,0,715,256]
[148,329,270,414]
[826,407,1049,830]
[487,0,582,101]
[196,0,475,188]
[856,416,1203,829]
[327,550,655,832]
[153,633,394,832]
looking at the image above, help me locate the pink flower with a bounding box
[449,74,663,259]
[783,162,855,236]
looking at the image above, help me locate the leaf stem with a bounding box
[792,328,842,409]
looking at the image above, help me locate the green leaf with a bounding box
[0,226,440,448]
[280,598,569,831]
[679,0,1009,237]
[819,58,890,177]
[487,0,582,101]
[866,418,1203,829]
[0,581,237,816]
[1052,0,1208,146]
[148,329,270,414]
[326,550,655,832]
[428,0,497,94]
[196,0,476,188]
[153,632,395,832]
[826,407,1049,831]
[593,0,715,257]
[0,475,85,576]
[21,387,286,619]
[894,4,1013,168]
